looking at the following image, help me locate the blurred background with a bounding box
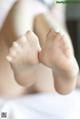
[66,4,80,69]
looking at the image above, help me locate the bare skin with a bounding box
[7,31,41,87]
[38,29,79,94]
[0,34,26,97]
[0,0,79,97]
[7,29,79,94]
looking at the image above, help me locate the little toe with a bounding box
[13,41,22,52]
[7,46,20,64]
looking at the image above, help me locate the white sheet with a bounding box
[0,90,80,119]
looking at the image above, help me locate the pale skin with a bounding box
[7,29,79,94]
[0,0,79,97]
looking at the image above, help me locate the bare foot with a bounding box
[6,31,41,86]
[39,29,79,77]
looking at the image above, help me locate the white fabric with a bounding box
[0,0,48,30]
[37,0,54,8]
[0,0,16,29]
[0,90,80,119]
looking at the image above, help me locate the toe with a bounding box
[6,55,12,62]
[9,47,17,57]
[47,29,56,41]
[64,48,73,57]
[26,31,41,51]
[7,47,17,62]
[55,32,62,40]
[13,41,22,52]
[17,36,27,44]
